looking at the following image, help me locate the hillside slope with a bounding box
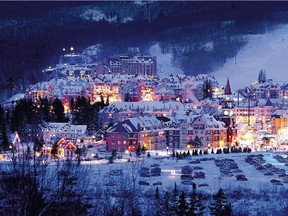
[213,24,288,90]
[1,1,288,101]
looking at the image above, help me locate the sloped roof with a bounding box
[224,78,232,95]
[107,119,139,133]
[265,98,273,107]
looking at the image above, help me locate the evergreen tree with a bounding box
[38,97,51,122]
[154,187,162,216]
[209,188,233,216]
[70,98,75,113]
[178,191,188,216]
[111,149,117,159]
[203,79,213,99]
[136,144,141,157]
[160,191,170,216]
[52,98,66,122]
[100,94,105,107]
[188,186,205,216]
[0,105,9,150]
[170,183,179,214]
[108,149,116,164]
[147,152,151,158]
[141,145,146,154]
[258,69,267,84]
[73,96,91,127]
[223,203,233,216]
[75,146,82,165]
[51,143,59,158]
[182,151,186,158]
[194,135,203,148]
[155,186,160,199]
[173,182,178,196]
[5,110,11,136]
[190,135,203,149]
[11,99,36,141]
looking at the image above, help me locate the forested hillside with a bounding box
[1,1,288,100]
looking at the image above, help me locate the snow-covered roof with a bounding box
[43,122,87,134]
[100,101,184,114]
[7,93,25,103]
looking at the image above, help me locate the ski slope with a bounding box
[213,24,288,91]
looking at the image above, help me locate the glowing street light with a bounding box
[62,48,66,52]
[70,46,74,51]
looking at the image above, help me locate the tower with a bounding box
[220,78,237,147]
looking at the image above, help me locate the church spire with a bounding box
[224,78,232,95]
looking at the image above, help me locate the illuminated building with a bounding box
[104,55,157,76]
[98,101,184,128]
[93,77,120,103]
[154,83,175,101]
[235,98,276,131]
[188,114,227,148]
[42,122,87,146]
[219,78,237,147]
[106,116,166,152]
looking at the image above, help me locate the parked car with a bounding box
[199,183,209,187]
[270,179,281,184]
[138,180,149,186]
[153,181,162,186]
[236,174,248,181]
[181,174,193,180]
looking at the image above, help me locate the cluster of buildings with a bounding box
[8,47,288,156]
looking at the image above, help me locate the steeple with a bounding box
[265,98,273,107]
[224,78,232,95]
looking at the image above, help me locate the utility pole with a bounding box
[248,92,250,127]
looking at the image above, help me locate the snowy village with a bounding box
[0,45,287,215]
[0,2,288,215]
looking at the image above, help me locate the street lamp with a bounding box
[166,146,169,155]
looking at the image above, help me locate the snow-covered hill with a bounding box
[213,24,288,91]
[149,43,184,77]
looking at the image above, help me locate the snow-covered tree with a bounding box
[258,69,267,84]
[178,191,188,215]
[209,187,233,216]
[0,105,9,149]
[188,187,205,216]
[52,98,66,122]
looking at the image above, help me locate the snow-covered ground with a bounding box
[213,24,288,91]
[1,150,287,214]
[149,24,288,91]
[149,43,184,78]
[77,150,288,194]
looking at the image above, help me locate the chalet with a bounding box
[188,114,227,148]
[43,137,78,158]
[106,119,139,152]
[42,122,87,146]
[154,83,175,101]
[9,131,21,149]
